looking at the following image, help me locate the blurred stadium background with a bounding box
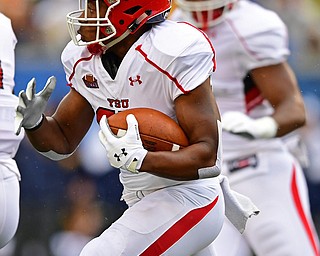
[0,0,319,255]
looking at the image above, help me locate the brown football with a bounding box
[107,108,189,152]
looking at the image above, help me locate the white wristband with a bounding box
[38,150,74,161]
[198,165,221,179]
[254,116,278,138]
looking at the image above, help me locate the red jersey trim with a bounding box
[135,44,189,94]
[67,54,94,86]
[178,21,216,72]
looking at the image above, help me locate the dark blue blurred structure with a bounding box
[14,62,69,103]
[298,76,320,98]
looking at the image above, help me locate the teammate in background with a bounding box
[171,0,320,255]
[12,0,257,254]
[0,12,25,248]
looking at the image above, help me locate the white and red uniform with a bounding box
[62,20,225,255]
[0,13,24,248]
[172,1,320,255]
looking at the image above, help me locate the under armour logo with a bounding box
[114,148,128,162]
[129,75,142,86]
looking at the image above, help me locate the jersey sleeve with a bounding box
[169,30,215,100]
[61,41,78,87]
[233,8,290,70]
[149,21,216,100]
[61,41,90,91]
[245,23,289,69]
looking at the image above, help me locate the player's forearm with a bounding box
[140,142,218,180]
[273,98,306,137]
[25,116,74,154]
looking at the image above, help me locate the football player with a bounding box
[0,12,25,248]
[15,0,228,254]
[171,0,320,255]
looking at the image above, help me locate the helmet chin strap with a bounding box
[103,30,131,50]
[87,30,131,55]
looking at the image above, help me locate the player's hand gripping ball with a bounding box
[107,108,189,152]
[99,108,189,173]
[99,114,148,173]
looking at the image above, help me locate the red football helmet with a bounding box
[66,0,171,50]
[175,0,237,29]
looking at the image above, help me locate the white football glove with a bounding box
[99,114,148,173]
[222,111,278,139]
[15,76,56,135]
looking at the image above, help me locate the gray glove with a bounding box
[15,76,56,135]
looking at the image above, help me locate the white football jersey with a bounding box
[61,20,215,199]
[0,13,24,169]
[0,13,16,93]
[172,0,290,160]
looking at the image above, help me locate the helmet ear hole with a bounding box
[124,6,142,15]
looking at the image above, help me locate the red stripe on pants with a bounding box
[140,195,219,256]
[291,166,320,255]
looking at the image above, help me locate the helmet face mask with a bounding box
[66,0,171,49]
[66,0,117,46]
[175,0,237,29]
